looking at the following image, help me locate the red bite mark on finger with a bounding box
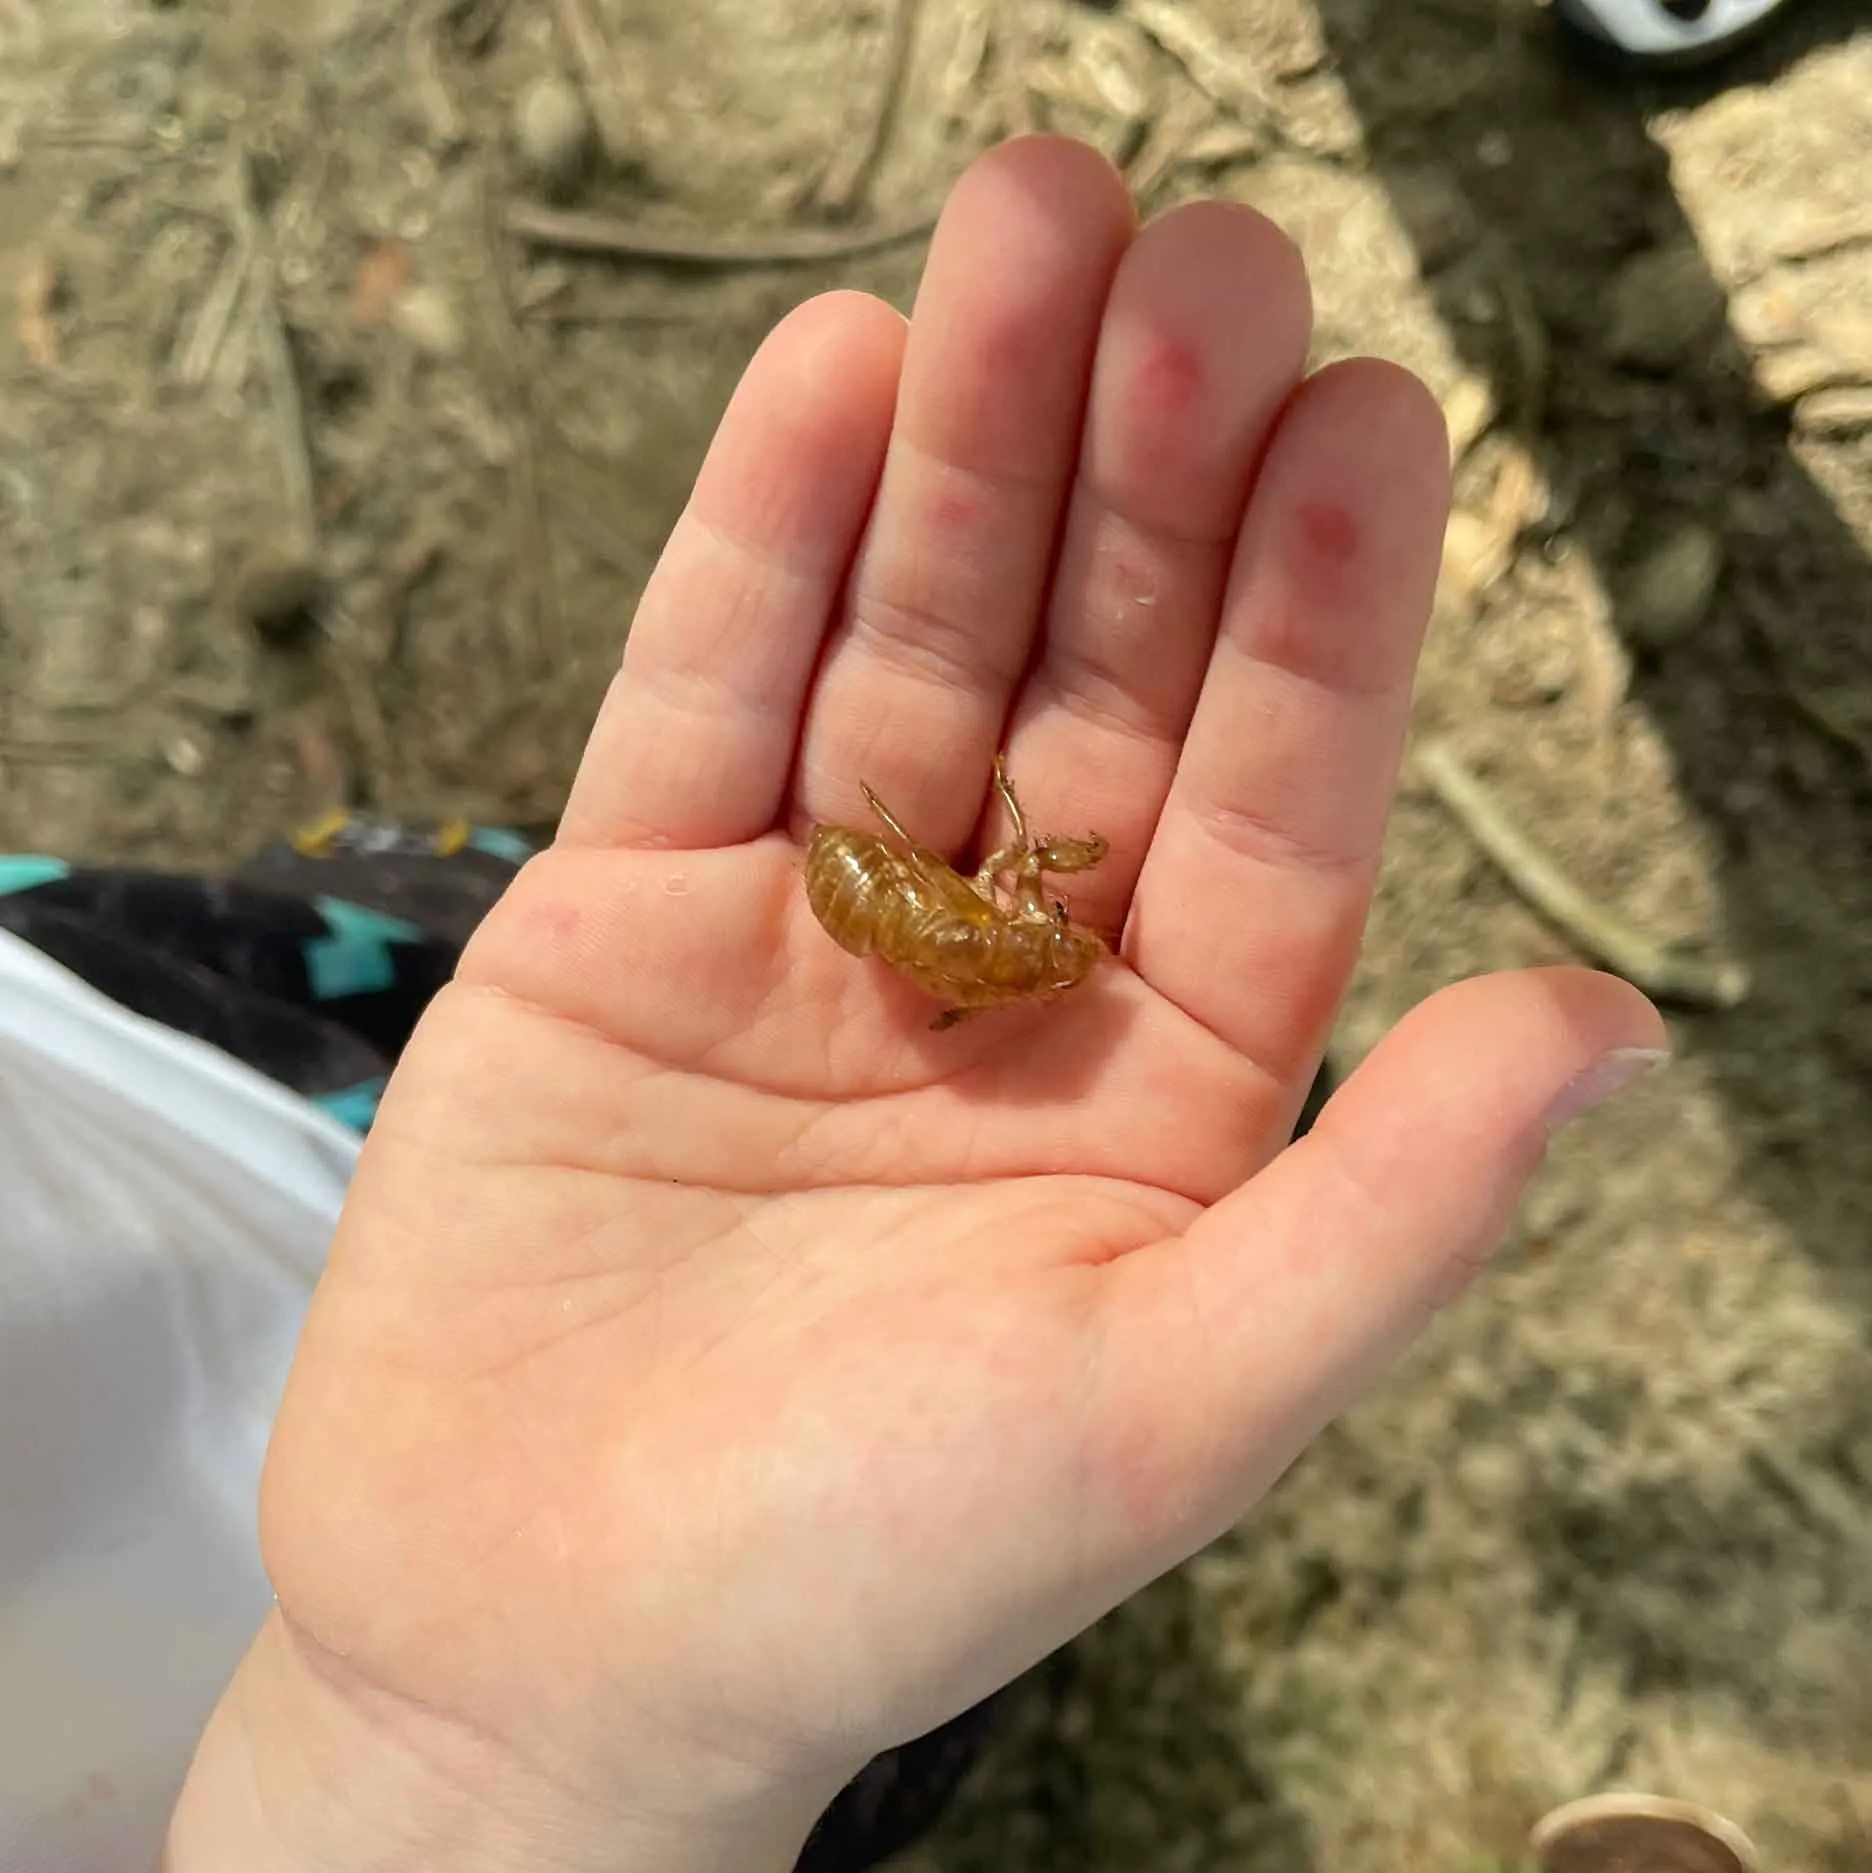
[522,899,583,949]
[929,487,983,533]
[1135,338,1204,416]
[1296,499,1360,565]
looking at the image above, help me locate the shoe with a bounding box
[1553,0,1795,67]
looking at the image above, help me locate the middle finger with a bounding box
[793,137,1135,849]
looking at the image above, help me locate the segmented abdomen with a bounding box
[803,828,919,958]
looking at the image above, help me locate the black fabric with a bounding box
[0,871,434,1087]
[0,891,392,1096]
[0,818,524,1118]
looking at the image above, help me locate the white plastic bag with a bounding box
[0,930,358,1872]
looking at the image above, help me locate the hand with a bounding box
[168,136,1664,1873]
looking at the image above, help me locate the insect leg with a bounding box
[1032,832,1109,875]
[1011,832,1107,919]
[971,758,1034,905]
[990,754,1031,848]
[863,783,971,889]
[860,782,919,847]
[973,838,1027,902]
[1013,872,1053,917]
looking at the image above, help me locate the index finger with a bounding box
[556,291,906,852]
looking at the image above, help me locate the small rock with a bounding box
[393,284,465,359]
[1603,243,1727,371]
[1475,128,1512,170]
[164,733,207,778]
[1442,370,1497,463]
[513,74,594,202]
[1793,384,1872,439]
[1727,276,1806,351]
[1279,75,1364,159]
[1438,509,1513,609]
[516,260,574,314]
[349,238,411,328]
[1620,522,1722,649]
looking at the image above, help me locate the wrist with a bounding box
[164,1610,834,1873]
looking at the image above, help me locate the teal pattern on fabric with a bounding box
[467,826,534,864]
[0,856,71,895]
[304,897,425,1001]
[314,1076,389,1133]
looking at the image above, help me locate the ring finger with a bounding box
[994,200,1313,932]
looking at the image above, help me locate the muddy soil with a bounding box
[3,1,1870,1868]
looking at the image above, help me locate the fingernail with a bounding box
[1542,1045,1668,1136]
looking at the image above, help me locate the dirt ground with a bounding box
[4,0,1871,1867]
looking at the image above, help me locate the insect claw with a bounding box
[805,757,1109,1027]
[860,782,915,847]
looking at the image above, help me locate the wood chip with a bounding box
[1793,385,1872,438]
[1129,0,1274,124]
[17,246,62,372]
[349,239,412,328]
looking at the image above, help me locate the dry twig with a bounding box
[408,0,468,150]
[816,0,919,215]
[936,0,995,121]
[228,146,320,558]
[171,226,255,388]
[1492,249,1551,434]
[476,160,561,680]
[1415,736,1749,1009]
[1788,683,1872,764]
[1768,209,1872,266]
[991,2,1051,139]
[547,0,635,169]
[545,467,650,579]
[1125,85,1216,205]
[504,198,937,265]
[15,246,61,373]
[0,736,123,766]
[1129,0,1274,127]
[321,604,400,798]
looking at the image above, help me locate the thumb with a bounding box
[1096,966,1666,1557]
